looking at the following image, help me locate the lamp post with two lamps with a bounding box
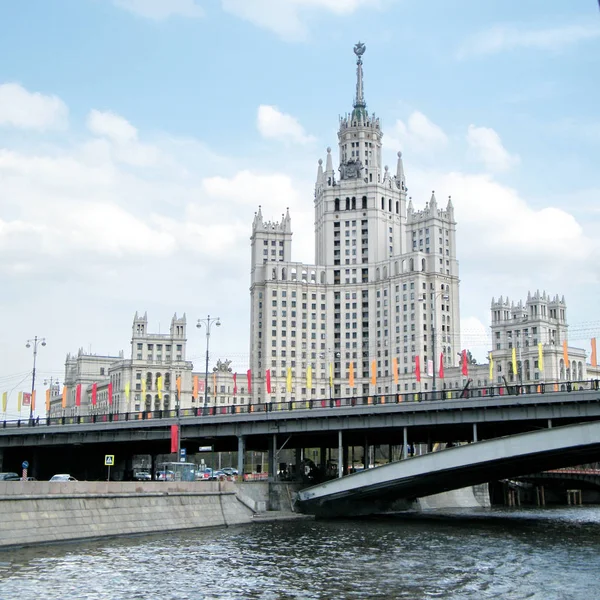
[320,349,340,400]
[196,315,221,413]
[26,336,46,421]
[419,289,449,394]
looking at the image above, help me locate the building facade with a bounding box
[249,43,461,403]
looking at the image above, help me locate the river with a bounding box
[1,507,599,599]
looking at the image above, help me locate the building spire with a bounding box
[352,42,367,122]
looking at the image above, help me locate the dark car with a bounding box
[0,472,20,481]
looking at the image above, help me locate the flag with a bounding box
[538,343,544,372]
[370,360,376,385]
[427,360,433,377]
[157,375,163,400]
[392,357,398,385]
[22,392,31,406]
[62,386,67,409]
[415,356,421,383]
[2,391,7,412]
[233,373,237,395]
[247,369,252,394]
[488,352,494,380]
[286,367,292,393]
[176,376,181,398]
[349,362,355,388]
[439,353,445,379]
[45,388,50,412]
[198,379,205,394]
[329,363,333,389]
[92,382,97,406]
[562,340,569,368]
[141,378,146,396]
[512,347,517,376]
[75,384,81,407]
[125,382,130,401]
[307,365,313,389]
[108,382,113,406]
[591,338,597,368]
[31,391,36,411]
[266,369,272,394]
[18,391,22,411]
[193,375,199,399]
[461,350,468,376]
[170,424,179,453]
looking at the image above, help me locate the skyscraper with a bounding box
[249,43,460,404]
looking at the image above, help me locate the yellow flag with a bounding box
[591,338,597,368]
[286,367,292,393]
[141,378,146,395]
[563,340,569,368]
[489,352,494,380]
[2,391,7,412]
[329,363,333,389]
[18,391,22,412]
[306,365,312,389]
[349,362,355,388]
[538,343,544,372]
[371,360,377,385]
[176,376,181,397]
[157,375,163,399]
[125,382,130,400]
[45,388,50,412]
[511,347,517,376]
[62,386,67,409]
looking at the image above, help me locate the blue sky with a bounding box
[1,0,599,415]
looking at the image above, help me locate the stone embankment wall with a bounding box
[0,480,255,549]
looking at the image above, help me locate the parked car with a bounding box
[133,470,151,481]
[0,472,20,481]
[49,474,78,482]
[221,467,239,477]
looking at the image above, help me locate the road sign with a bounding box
[198,446,213,452]
[22,461,29,469]
[179,448,187,462]
[105,455,115,466]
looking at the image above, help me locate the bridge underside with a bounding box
[295,421,600,517]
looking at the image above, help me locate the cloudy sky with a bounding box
[1,0,599,416]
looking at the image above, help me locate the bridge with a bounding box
[295,421,600,517]
[1,382,599,485]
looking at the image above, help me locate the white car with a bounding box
[49,474,78,482]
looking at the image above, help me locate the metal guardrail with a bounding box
[2,379,599,430]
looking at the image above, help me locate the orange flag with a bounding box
[31,390,36,412]
[592,338,597,367]
[370,360,376,385]
[176,376,181,397]
[193,375,199,399]
[392,357,399,385]
[61,386,67,409]
[563,340,569,368]
[45,388,51,412]
[349,362,355,388]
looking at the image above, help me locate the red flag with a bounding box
[233,372,237,395]
[75,384,81,407]
[170,424,179,453]
[439,353,445,379]
[461,350,468,376]
[266,369,272,394]
[415,356,421,383]
[247,369,252,394]
[22,392,31,406]
[92,382,97,405]
[198,379,205,394]
[108,382,113,406]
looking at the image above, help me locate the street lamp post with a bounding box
[196,315,221,414]
[43,377,58,419]
[419,290,449,393]
[320,349,340,400]
[26,336,46,421]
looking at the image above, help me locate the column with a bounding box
[472,423,478,442]
[338,430,343,479]
[403,427,408,459]
[237,435,245,477]
[268,434,277,481]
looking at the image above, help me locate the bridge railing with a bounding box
[2,378,599,429]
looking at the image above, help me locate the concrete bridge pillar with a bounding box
[338,431,343,478]
[268,434,277,481]
[472,423,478,442]
[402,427,408,459]
[237,435,245,477]
[548,419,553,429]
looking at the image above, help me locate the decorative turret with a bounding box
[396,151,406,191]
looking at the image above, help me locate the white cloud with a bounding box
[256,105,315,145]
[112,0,203,20]
[466,125,519,172]
[0,83,68,130]
[458,23,600,58]
[387,111,448,155]
[221,0,377,41]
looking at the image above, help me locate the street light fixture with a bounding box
[196,315,221,414]
[26,336,46,421]
[419,290,449,393]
